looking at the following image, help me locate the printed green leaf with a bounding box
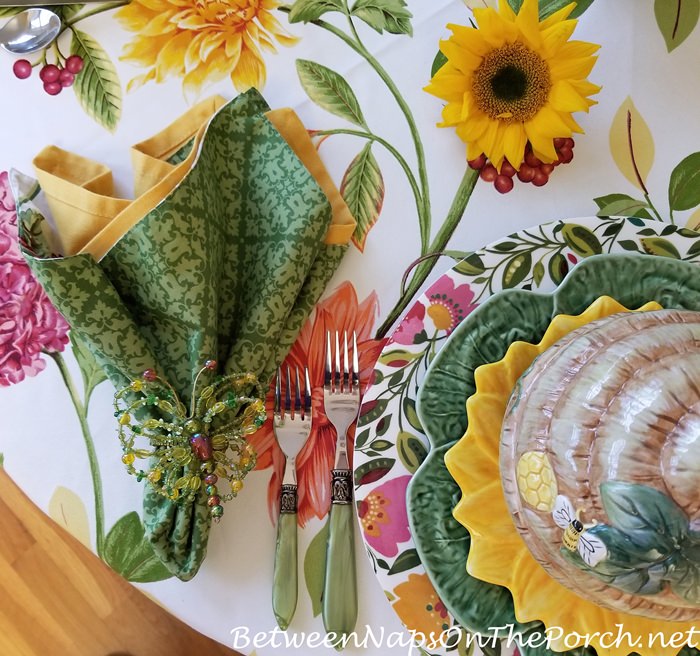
[454,252,486,276]
[492,240,518,252]
[669,555,700,604]
[0,7,27,17]
[350,0,413,35]
[594,194,654,221]
[70,331,107,407]
[355,428,371,449]
[561,223,602,257]
[378,348,422,366]
[387,548,421,575]
[502,252,532,288]
[641,237,681,259]
[688,240,700,257]
[618,239,641,251]
[354,457,395,486]
[601,482,688,552]
[548,252,569,284]
[71,29,122,132]
[654,0,700,52]
[303,521,329,616]
[431,50,448,77]
[669,152,700,211]
[52,5,85,21]
[596,199,650,218]
[103,512,173,582]
[288,0,344,22]
[359,397,389,423]
[532,261,545,287]
[0,453,4,467]
[340,143,385,251]
[506,0,594,19]
[374,415,391,436]
[396,431,427,474]
[296,59,367,127]
[369,439,392,452]
[402,397,423,432]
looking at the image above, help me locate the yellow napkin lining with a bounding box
[32,95,356,261]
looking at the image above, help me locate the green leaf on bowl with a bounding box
[548,252,569,284]
[668,554,700,604]
[601,481,688,551]
[454,252,486,276]
[387,548,421,575]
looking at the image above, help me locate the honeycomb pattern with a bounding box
[516,451,557,512]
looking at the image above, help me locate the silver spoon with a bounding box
[0,8,61,56]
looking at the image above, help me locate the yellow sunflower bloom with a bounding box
[425,0,600,171]
[116,0,298,96]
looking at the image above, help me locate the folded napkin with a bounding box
[14,89,355,580]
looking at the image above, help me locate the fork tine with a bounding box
[294,367,302,415]
[274,367,281,416]
[325,331,332,389]
[304,367,312,417]
[284,366,292,414]
[334,331,340,391]
[352,331,359,390]
[343,331,349,392]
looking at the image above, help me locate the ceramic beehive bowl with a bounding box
[500,308,700,621]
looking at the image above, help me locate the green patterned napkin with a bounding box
[13,90,348,580]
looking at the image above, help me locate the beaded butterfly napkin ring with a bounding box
[114,360,266,523]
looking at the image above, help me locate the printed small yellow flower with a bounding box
[116,0,299,96]
[425,0,600,171]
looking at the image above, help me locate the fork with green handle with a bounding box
[322,331,359,648]
[272,366,312,630]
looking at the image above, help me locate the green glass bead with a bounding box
[146,394,157,406]
[210,505,224,518]
[184,419,201,434]
[205,484,218,496]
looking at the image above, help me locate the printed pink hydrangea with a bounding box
[0,171,69,386]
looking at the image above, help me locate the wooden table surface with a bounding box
[0,468,242,656]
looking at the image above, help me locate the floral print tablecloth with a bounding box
[3,1,700,655]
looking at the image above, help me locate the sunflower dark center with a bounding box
[491,65,528,101]
[472,42,551,122]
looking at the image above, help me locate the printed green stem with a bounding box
[300,11,432,253]
[49,351,105,557]
[645,193,667,222]
[376,167,479,338]
[64,1,129,28]
[314,128,422,221]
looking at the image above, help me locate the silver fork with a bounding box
[272,366,312,631]
[322,331,359,645]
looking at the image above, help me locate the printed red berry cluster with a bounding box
[13,55,84,96]
[470,138,576,193]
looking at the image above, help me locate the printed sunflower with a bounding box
[247,282,385,526]
[116,0,298,96]
[425,0,600,172]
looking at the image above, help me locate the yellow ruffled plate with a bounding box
[445,296,698,656]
